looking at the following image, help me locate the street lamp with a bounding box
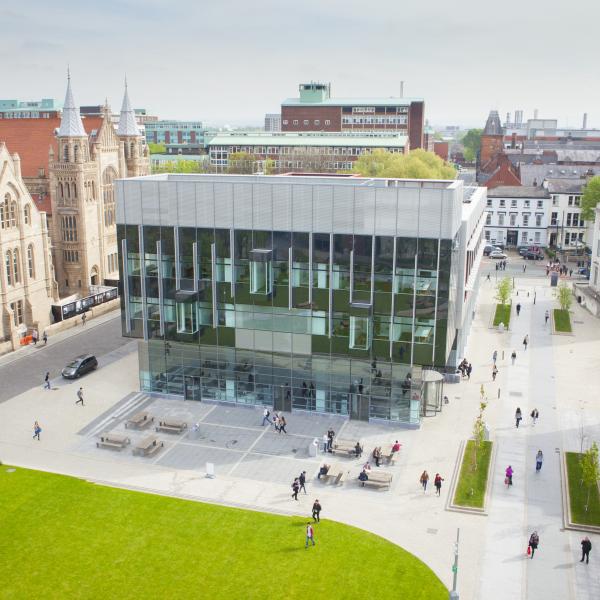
[449,528,460,599]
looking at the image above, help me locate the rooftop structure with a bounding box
[0,98,62,119]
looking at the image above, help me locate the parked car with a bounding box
[524,251,544,260]
[61,354,98,379]
[517,246,529,256]
[489,251,508,259]
[484,245,503,256]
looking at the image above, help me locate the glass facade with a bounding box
[119,221,457,425]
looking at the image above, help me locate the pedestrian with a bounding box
[302,381,308,397]
[545,310,549,324]
[495,263,499,272]
[505,465,514,487]
[515,407,522,428]
[327,427,335,452]
[32,329,38,345]
[434,473,444,496]
[279,415,288,434]
[569,269,573,278]
[523,264,527,273]
[272,413,279,432]
[42,331,48,345]
[309,382,315,398]
[516,303,521,316]
[492,365,498,381]
[44,371,51,390]
[581,537,592,564]
[511,350,516,365]
[531,408,539,426]
[299,470,307,494]
[523,334,529,350]
[81,312,87,326]
[373,446,382,467]
[492,350,498,365]
[33,420,41,441]
[535,450,543,472]
[358,378,364,395]
[486,273,491,281]
[312,499,322,522]
[528,531,539,558]
[261,407,271,426]
[76,387,84,406]
[354,441,362,458]
[466,363,472,380]
[420,470,429,493]
[305,522,316,548]
[291,478,300,501]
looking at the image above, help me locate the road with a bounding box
[0,314,135,404]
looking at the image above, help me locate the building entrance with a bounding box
[506,230,518,247]
[184,375,202,401]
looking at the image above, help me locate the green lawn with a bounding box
[0,467,447,600]
[493,304,511,328]
[553,309,572,333]
[565,452,600,526]
[453,440,493,509]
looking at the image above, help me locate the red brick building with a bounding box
[281,82,425,149]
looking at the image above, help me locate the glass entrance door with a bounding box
[184,375,202,401]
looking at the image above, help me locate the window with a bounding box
[552,195,558,206]
[61,216,78,241]
[5,250,12,285]
[574,196,580,206]
[535,214,542,227]
[521,231,528,243]
[551,212,558,225]
[314,120,320,126]
[282,120,288,125]
[325,120,331,125]
[524,200,530,208]
[63,249,79,263]
[498,213,505,226]
[486,213,492,225]
[534,232,541,243]
[499,199,506,208]
[9,300,23,326]
[13,248,19,283]
[303,120,309,126]
[485,230,491,241]
[293,120,298,125]
[510,199,517,208]
[509,214,517,226]
[566,213,573,226]
[250,258,272,295]
[349,316,370,350]
[176,302,198,333]
[27,245,34,278]
[486,198,492,207]
[24,204,31,225]
[9,201,17,227]
[523,214,529,226]
[537,200,544,209]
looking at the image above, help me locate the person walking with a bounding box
[272,413,280,432]
[291,478,300,501]
[299,470,307,494]
[312,499,322,522]
[81,312,87,326]
[511,350,517,365]
[420,470,429,493]
[515,407,523,428]
[581,537,592,564]
[33,420,41,441]
[327,427,335,452]
[516,303,521,316]
[492,350,498,365]
[486,273,491,281]
[42,331,48,345]
[261,407,271,426]
[545,310,550,325]
[76,387,84,406]
[523,334,529,350]
[305,523,316,549]
[492,365,498,381]
[466,363,472,380]
[535,450,543,472]
[505,465,514,487]
[43,371,51,390]
[531,408,539,426]
[279,415,288,434]
[528,531,539,558]
[434,473,444,496]
[523,264,527,273]
[32,330,38,345]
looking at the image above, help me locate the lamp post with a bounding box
[449,528,460,599]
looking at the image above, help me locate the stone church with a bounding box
[49,76,150,297]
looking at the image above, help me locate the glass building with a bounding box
[116,174,485,425]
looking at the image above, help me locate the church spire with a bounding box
[117,78,140,137]
[58,70,86,137]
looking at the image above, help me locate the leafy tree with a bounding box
[471,401,488,470]
[581,442,600,513]
[495,277,512,305]
[581,176,600,221]
[555,282,573,312]
[461,129,482,163]
[148,142,166,154]
[152,159,207,174]
[352,148,456,179]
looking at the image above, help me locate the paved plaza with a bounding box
[1,255,600,599]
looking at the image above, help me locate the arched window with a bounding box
[24,204,31,225]
[91,181,95,200]
[73,183,77,198]
[0,201,5,230]
[27,244,35,278]
[73,144,79,162]
[130,142,135,157]
[63,145,69,162]
[9,201,17,227]
[66,183,70,198]
[5,250,12,285]
[13,248,20,283]
[59,182,63,199]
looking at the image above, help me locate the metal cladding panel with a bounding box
[177,180,196,226]
[233,183,253,229]
[445,188,462,237]
[312,186,333,232]
[115,180,126,224]
[253,184,273,230]
[332,186,354,234]
[374,188,398,236]
[196,182,215,227]
[158,181,177,226]
[417,187,444,239]
[353,187,376,235]
[291,185,312,232]
[272,184,292,231]
[396,187,420,237]
[214,182,234,228]
[140,181,160,225]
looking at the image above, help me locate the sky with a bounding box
[1,0,599,129]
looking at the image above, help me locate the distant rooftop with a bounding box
[282,96,421,107]
[544,178,586,194]
[488,186,550,198]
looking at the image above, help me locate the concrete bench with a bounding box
[133,435,164,457]
[359,471,392,489]
[156,419,187,434]
[331,441,362,458]
[125,412,154,430]
[96,433,130,450]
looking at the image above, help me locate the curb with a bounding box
[488,302,511,332]
[560,452,600,534]
[551,310,575,337]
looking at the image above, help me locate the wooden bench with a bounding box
[96,433,131,450]
[359,471,393,489]
[331,440,362,458]
[381,445,399,464]
[133,435,164,457]
[319,464,346,486]
[125,412,154,430]
[156,419,187,434]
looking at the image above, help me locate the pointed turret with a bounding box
[58,71,86,138]
[117,79,140,137]
[483,110,503,136]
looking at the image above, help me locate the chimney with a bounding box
[12,153,21,179]
[583,113,588,129]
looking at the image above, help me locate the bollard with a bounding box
[527,292,530,297]
[497,388,501,399]
[502,351,504,360]
[534,292,536,305]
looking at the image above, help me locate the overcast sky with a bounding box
[1,0,599,128]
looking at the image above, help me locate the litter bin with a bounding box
[577,296,582,304]
[550,272,559,287]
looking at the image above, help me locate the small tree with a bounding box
[581,176,600,221]
[555,282,573,312]
[495,277,512,305]
[581,442,600,513]
[471,401,488,470]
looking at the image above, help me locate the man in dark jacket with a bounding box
[581,537,592,564]
[528,532,539,558]
[312,499,322,522]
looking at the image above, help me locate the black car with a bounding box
[524,251,544,260]
[62,354,98,379]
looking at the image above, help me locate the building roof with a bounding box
[117,83,141,137]
[483,110,503,136]
[281,97,422,107]
[488,186,550,198]
[519,163,598,186]
[544,178,585,194]
[0,116,103,178]
[57,75,86,137]
[206,132,408,148]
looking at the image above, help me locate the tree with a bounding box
[581,442,600,513]
[148,142,166,154]
[152,159,208,175]
[495,277,512,305]
[581,176,600,221]
[352,148,456,179]
[225,152,274,175]
[461,129,482,163]
[555,282,573,312]
[471,401,488,470]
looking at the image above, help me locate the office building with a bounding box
[116,174,485,425]
[265,113,281,132]
[145,120,205,153]
[0,98,62,119]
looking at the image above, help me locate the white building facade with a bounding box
[544,179,587,248]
